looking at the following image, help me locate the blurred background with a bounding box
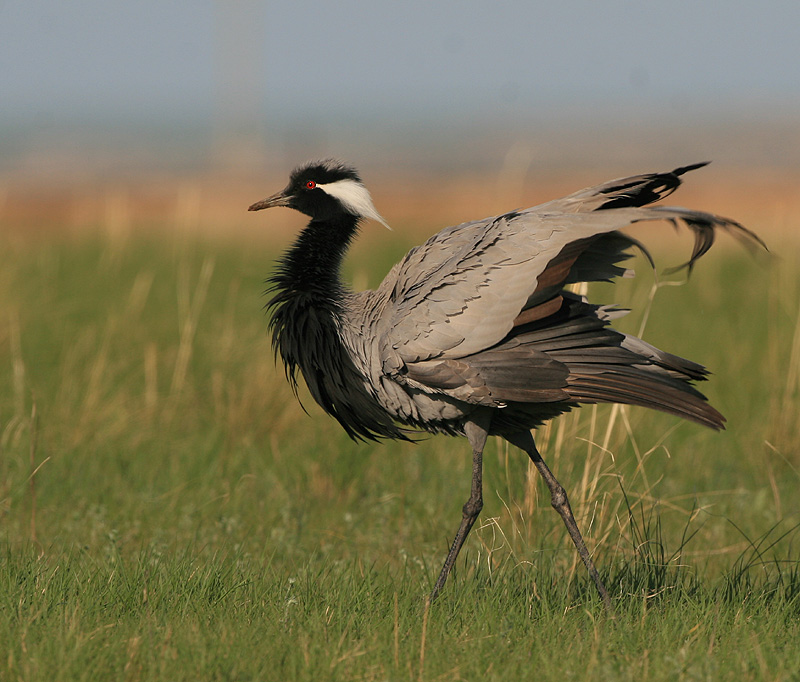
[2,0,798,239]
[2,7,800,659]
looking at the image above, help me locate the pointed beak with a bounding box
[248,191,291,212]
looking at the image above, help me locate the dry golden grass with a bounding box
[2,162,798,248]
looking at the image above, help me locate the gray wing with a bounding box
[376,165,763,373]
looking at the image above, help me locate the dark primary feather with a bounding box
[593,162,709,209]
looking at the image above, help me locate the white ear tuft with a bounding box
[317,179,391,230]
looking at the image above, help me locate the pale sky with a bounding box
[2,0,798,128]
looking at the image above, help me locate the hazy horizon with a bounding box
[2,1,798,179]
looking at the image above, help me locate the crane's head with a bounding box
[249,159,389,228]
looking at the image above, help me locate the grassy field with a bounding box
[1,205,800,680]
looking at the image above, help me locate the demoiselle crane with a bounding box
[249,160,764,609]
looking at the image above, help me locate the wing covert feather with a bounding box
[377,210,653,365]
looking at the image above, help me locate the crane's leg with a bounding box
[429,413,491,602]
[506,431,613,612]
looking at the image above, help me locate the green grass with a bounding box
[1,226,799,681]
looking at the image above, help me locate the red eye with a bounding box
[305,180,316,189]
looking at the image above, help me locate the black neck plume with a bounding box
[265,212,357,401]
[268,213,360,303]
[265,211,411,442]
